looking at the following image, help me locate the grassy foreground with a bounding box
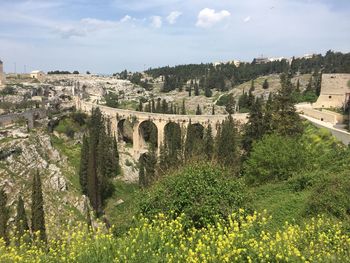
[1,210,349,263]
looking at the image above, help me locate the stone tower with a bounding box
[0,59,5,86]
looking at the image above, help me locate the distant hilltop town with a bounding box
[214,54,314,67]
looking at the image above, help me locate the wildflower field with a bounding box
[1,210,349,263]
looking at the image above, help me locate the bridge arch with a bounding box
[164,121,182,154]
[117,119,133,144]
[189,122,205,140]
[138,120,158,149]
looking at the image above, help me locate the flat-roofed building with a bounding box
[30,70,45,82]
[313,74,350,109]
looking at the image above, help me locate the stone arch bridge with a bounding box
[75,98,248,158]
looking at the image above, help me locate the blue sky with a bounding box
[0,0,349,73]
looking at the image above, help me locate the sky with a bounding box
[0,0,349,74]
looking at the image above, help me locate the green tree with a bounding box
[204,85,212,97]
[244,134,307,185]
[194,82,199,96]
[31,171,47,243]
[141,146,157,187]
[296,79,300,92]
[161,99,168,114]
[0,188,9,245]
[262,79,269,89]
[225,94,236,114]
[263,93,274,134]
[250,80,255,91]
[212,105,215,115]
[15,196,29,244]
[137,99,143,112]
[204,124,214,160]
[217,115,239,169]
[79,135,89,195]
[243,97,265,152]
[181,99,186,115]
[196,104,202,115]
[151,99,156,113]
[156,98,161,113]
[139,156,146,188]
[184,121,195,160]
[272,73,303,137]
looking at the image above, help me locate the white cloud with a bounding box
[120,15,132,23]
[151,16,162,28]
[54,26,85,39]
[244,16,251,23]
[166,11,182,24]
[196,8,230,28]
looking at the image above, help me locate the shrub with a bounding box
[244,134,308,185]
[305,172,350,220]
[216,94,230,106]
[139,163,251,228]
[72,112,87,126]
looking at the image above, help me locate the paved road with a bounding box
[300,114,350,145]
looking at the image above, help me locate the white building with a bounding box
[30,70,45,82]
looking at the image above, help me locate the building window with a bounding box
[329,96,332,99]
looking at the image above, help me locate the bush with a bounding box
[216,94,230,106]
[244,134,309,185]
[139,163,250,228]
[72,112,87,126]
[305,172,350,220]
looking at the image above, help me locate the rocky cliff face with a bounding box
[0,125,87,237]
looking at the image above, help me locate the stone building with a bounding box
[313,74,350,109]
[30,70,45,82]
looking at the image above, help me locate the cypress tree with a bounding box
[272,73,303,137]
[184,121,194,160]
[139,156,146,188]
[79,135,89,195]
[181,99,186,115]
[143,145,157,187]
[194,82,199,96]
[296,79,300,93]
[196,104,202,115]
[225,94,236,114]
[0,188,9,245]
[212,105,215,115]
[204,85,212,97]
[15,196,29,243]
[151,99,156,113]
[262,79,269,89]
[156,98,161,113]
[164,122,182,168]
[250,80,255,91]
[161,99,168,114]
[158,143,169,173]
[31,171,47,243]
[204,124,214,160]
[263,93,274,134]
[243,97,265,152]
[189,81,192,97]
[247,88,255,109]
[217,115,239,169]
[137,99,143,111]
